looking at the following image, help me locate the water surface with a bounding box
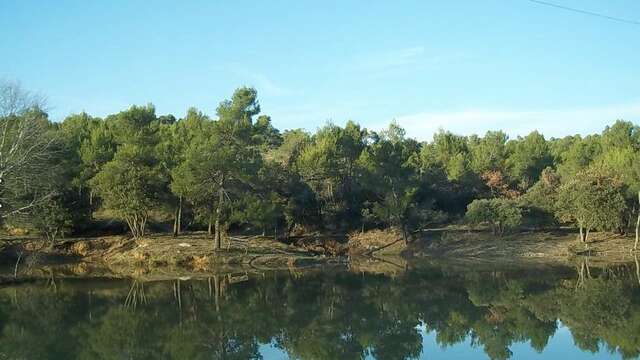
[1,261,639,359]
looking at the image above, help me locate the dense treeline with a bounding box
[1,81,639,249]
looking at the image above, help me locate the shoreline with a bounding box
[1,229,638,281]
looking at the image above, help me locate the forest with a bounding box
[1,81,639,250]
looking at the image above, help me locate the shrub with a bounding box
[466,198,522,236]
[555,166,627,243]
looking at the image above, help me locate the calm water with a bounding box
[1,262,639,360]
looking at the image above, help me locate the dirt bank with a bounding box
[408,228,639,266]
[347,229,407,256]
[1,228,638,281]
[0,232,354,280]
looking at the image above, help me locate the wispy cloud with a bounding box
[212,63,295,97]
[358,46,426,71]
[351,46,471,79]
[383,102,640,140]
[232,68,294,97]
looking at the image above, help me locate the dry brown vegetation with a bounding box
[347,228,407,256]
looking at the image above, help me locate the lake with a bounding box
[0,261,638,359]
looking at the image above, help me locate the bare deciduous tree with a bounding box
[0,81,56,220]
[0,81,46,118]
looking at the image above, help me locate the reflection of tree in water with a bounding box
[636,254,640,286]
[0,264,639,360]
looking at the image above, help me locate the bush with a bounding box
[520,167,560,228]
[465,198,522,236]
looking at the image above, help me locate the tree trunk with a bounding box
[635,191,639,251]
[213,275,221,313]
[126,214,146,239]
[13,251,22,278]
[173,196,182,237]
[172,209,178,237]
[634,254,639,286]
[214,187,223,251]
[576,261,585,289]
[176,279,182,312]
[579,225,585,243]
[177,196,182,235]
[207,212,213,237]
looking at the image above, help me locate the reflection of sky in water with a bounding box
[508,324,619,360]
[260,324,624,360]
[259,342,289,360]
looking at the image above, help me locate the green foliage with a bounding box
[418,130,484,215]
[30,196,72,243]
[466,198,523,235]
[87,106,163,239]
[268,129,310,167]
[521,167,560,227]
[358,123,427,238]
[59,113,99,186]
[4,82,640,244]
[469,130,508,174]
[600,120,640,152]
[108,104,158,146]
[591,121,640,200]
[30,188,91,244]
[505,131,552,189]
[253,114,282,150]
[79,121,115,188]
[91,144,163,238]
[296,121,367,229]
[555,135,601,179]
[233,192,282,235]
[170,88,265,246]
[556,166,628,242]
[421,130,471,181]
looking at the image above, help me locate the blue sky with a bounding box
[1,0,639,140]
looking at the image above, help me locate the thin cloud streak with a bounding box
[212,63,295,97]
[233,68,294,97]
[358,46,426,71]
[386,102,640,141]
[350,46,473,80]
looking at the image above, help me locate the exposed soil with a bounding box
[0,232,351,281]
[408,228,639,267]
[1,228,638,282]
